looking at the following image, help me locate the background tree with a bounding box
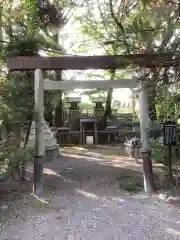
[74,0,180,122]
[0,0,80,180]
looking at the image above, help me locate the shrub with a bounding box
[0,146,34,180]
[149,138,167,166]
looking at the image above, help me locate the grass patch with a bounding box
[117,176,143,193]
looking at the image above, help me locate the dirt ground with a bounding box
[1,145,180,240]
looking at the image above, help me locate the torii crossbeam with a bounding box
[44,78,137,90]
[7,53,180,70]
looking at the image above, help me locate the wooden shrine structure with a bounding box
[62,96,125,122]
[7,52,180,195]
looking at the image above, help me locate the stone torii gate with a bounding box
[8,53,176,195]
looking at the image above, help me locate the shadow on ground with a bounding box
[28,145,144,197]
[1,146,180,240]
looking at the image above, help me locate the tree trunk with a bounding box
[53,31,63,128]
[148,88,157,121]
[104,88,113,122]
[54,71,63,127]
[0,7,2,44]
[148,72,157,121]
[104,70,115,124]
[45,105,53,127]
[20,113,33,181]
[54,95,63,127]
[46,110,53,127]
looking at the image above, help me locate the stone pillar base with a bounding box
[45,144,59,162]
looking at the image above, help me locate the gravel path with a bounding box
[1,149,180,240]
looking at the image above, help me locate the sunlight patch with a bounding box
[31,194,51,205]
[76,189,99,200]
[61,152,104,161]
[73,147,86,151]
[111,197,125,203]
[44,168,61,176]
[166,227,180,236]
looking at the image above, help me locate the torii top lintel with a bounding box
[7,53,180,71]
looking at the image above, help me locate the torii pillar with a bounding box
[138,68,154,193]
[33,69,45,196]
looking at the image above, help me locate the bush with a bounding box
[149,121,164,138]
[128,120,163,139]
[0,146,34,180]
[149,138,167,166]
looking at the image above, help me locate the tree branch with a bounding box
[109,0,130,54]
